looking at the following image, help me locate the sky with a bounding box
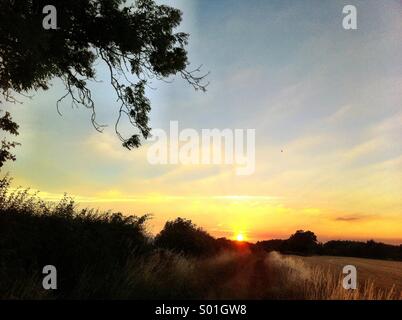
[2,0,402,243]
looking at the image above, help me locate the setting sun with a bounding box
[236,234,244,242]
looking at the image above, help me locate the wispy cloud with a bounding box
[335,215,370,222]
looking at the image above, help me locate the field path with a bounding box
[204,253,274,299]
[247,256,271,299]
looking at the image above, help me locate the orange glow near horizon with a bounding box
[6,186,401,245]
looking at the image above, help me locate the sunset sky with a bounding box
[2,0,402,244]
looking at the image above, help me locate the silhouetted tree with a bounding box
[0,0,207,165]
[285,230,318,255]
[0,111,19,167]
[155,218,217,256]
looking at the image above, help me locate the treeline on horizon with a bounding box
[255,236,402,261]
[1,175,402,298]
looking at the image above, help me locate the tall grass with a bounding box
[265,252,401,300]
[0,175,152,299]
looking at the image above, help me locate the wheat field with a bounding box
[295,254,402,299]
[106,251,402,300]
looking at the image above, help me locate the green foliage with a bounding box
[0,0,208,165]
[0,111,20,167]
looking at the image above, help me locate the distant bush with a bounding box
[155,218,219,256]
[255,239,286,252]
[256,230,319,255]
[284,230,319,255]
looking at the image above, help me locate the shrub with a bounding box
[154,218,218,257]
[0,175,152,298]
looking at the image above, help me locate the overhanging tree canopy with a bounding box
[0,0,207,167]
